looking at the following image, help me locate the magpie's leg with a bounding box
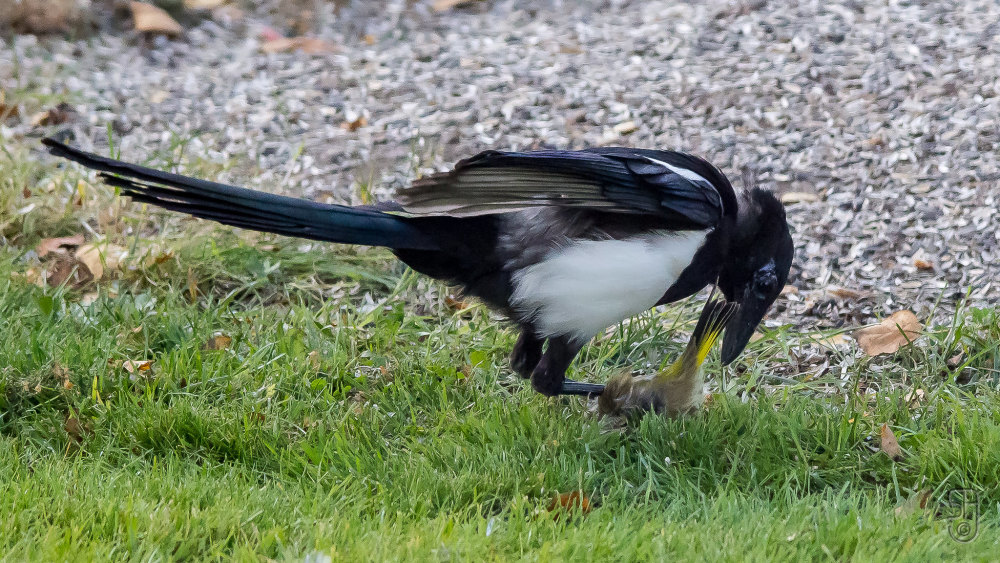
[510,327,543,379]
[530,336,602,397]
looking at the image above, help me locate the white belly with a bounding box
[510,230,709,341]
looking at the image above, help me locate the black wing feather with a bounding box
[399,147,731,229]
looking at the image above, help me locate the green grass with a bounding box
[1,139,999,561]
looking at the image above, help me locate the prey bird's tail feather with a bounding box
[688,298,740,366]
[42,138,440,251]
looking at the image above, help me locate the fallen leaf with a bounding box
[184,0,225,9]
[856,310,922,356]
[914,258,934,271]
[64,414,93,443]
[432,0,480,11]
[75,243,127,280]
[261,36,337,54]
[153,249,175,264]
[363,33,376,45]
[130,2,183,36]
[780,191,819,204]
[444,295,470,311]
[904,388,925,407]
[340,115,368,131]
[187,267,199,301]
[307,350,321,370]
[29,103,75,127]
[879,423,904,460]
[204,333,232,350]
[547,491,592,517]
[0,91,18,121]
[36,234,85,257]
[825,286,868,301]
[613,120,638,135]
[122,359,153,374]
[780,285,799,295]
[45,254,89,288]
[947,350,965,368]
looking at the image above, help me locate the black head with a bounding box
[717,188,793,364]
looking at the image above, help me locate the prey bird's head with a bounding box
[717,187,793,365]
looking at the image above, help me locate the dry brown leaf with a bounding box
[547,491,592,517]
[856,310,922,356]
[307,350,321,370]
[130,2,182,35]
[947,351,965,369]
[64,414,93,443]
[780,285,799,296]
[613,121,638,135]
[184,0,225,9]
[444,295,470,311]
[879,423,903,460]
[75,243,127,280]
[363,34,377,45]
[0,91,19,121]
[340,115,368,131]
[780,191,819,204]
[432,0,480,11]
[904,388,925,407]
[122,359,153,373]
[187,267,199,301]
[826,286,867,301]
[36,234,85,257]
[914,259,934,271]
[45,254,90,288]
[261,36,337,55]
[29,103,75,127]
[204,333,232,351]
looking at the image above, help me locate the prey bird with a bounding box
[43,138,793,398]
[598,298,739,417]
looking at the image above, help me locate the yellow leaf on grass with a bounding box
[856,310,922,356]
[130,2,183,35]
[122,359,153,373]
[204,333,232,351]
[546,491,592,517]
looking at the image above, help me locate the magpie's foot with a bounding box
[530,369,564,396]
[510,333,542,379]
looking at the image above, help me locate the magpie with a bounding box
[42,138,793,397]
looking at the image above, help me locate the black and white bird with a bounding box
[43,139,793,397]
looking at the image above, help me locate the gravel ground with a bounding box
[2,0,999,330]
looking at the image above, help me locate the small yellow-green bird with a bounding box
[598,299,739,417]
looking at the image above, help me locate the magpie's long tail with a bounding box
[42,138,440,251]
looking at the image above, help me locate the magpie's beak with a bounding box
[720,262,780,365]
[720,288,771,365]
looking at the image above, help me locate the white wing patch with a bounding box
[511,230,709,342]
[645,156,713,187]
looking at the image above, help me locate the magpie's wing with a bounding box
[397,147,728,228]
